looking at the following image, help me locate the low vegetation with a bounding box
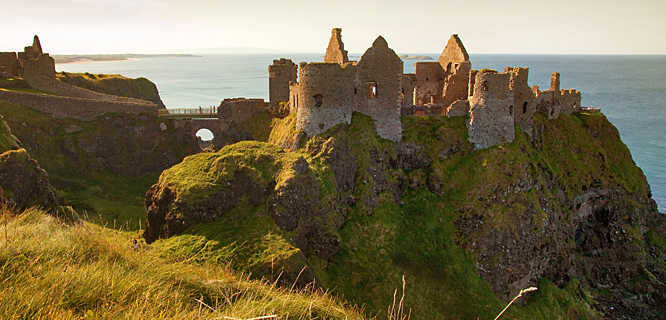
[0,207,364,319]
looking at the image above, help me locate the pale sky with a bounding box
[1,0,665,54]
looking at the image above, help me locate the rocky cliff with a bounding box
[0,115,57,210]
[144,111,665,319]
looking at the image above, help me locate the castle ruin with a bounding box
[269,29,585,148]
[0,35,56,81]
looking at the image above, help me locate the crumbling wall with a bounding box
[217,98,268,123]
[400,74,416,106]
[446,99,469,118]
[467,70,515,149]
[0,52,19,78]
[324,28,349,64]
[442,61,471,107]
[438,34,470,70]
[354,36,403,141]
[22,54,55,83]
[294,63,355,137]
[507,67,536,136]
[559,89,581,115]
[269,59,297,107]
[414,62,444,105]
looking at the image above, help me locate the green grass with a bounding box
[57,72,164,106]
[0,116,20,153]
[0,208,364,319]
[158,140,303,207]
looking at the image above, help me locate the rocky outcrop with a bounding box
[144,141,344,261]
[0,116,57,210]
[0,148,57,210]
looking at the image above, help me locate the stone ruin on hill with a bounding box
[269,29,587,148]
[0,35,56,81]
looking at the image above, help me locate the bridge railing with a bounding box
[158,106,219,118]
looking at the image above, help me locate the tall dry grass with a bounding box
[0,207,365,319]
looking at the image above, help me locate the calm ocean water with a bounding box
[57,54,666,212]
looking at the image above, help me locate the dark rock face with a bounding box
[143,113,664,319]
[0,148,57,210]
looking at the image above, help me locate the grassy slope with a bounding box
[0,208,363,319]
[57,72,165,107]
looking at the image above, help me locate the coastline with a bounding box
[53,54,197,65]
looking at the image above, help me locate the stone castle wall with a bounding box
[218,98,268,124]
[467,70,515,149]
[353,36,403,141]
[324,28,349,64]
[442,61,471,108]
[0,52,19,78]
[268,59,297,108]
[414,62,444,105]
[400,74,416,106]
[507,67,536,136]
[293,63,355,137]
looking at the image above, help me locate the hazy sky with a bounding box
[1,0,665,54]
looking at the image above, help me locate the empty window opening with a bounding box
[522,101,528,114]
[313,94,323,108]
[367,82,377,98]
[430,95,435,104]
[354,87,358,95]
[509,105,513,115]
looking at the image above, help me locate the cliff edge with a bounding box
[144,111,665,319]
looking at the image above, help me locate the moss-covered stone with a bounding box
[147,110,664,319]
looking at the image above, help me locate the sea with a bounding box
[57,54,666,212]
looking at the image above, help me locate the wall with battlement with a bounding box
[0,90,157,121]
[293,62,355,137]
[268,59,297,108]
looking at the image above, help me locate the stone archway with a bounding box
[195,128,215,151]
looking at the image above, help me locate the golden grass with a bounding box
[0,208,365,319]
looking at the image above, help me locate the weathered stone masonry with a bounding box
[269,29,587,149]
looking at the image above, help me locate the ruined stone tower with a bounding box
[268,58,297,108]
[324,28,349,64]
[467,70,515,149]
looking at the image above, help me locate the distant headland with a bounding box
[53,53,198,64]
